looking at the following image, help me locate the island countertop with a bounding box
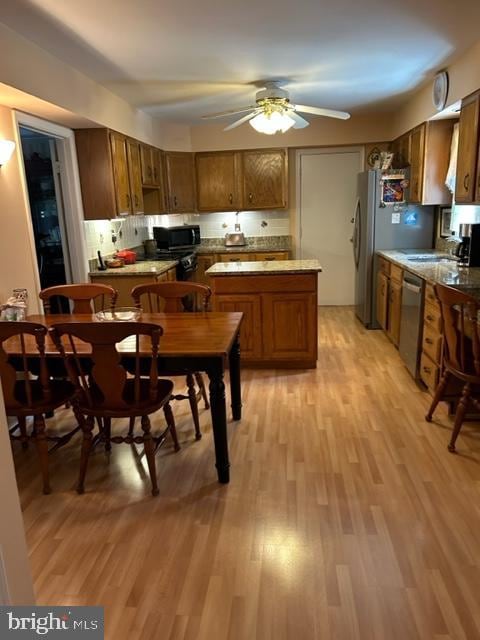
[89,260,177,277]
[206,259,323,276]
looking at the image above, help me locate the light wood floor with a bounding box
[13,307,480,640]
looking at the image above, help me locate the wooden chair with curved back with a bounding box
[50,321,179,496]
[131,281,211,441]
[425,283,480,452]
[40,283,118,314]
[0,321,77,493]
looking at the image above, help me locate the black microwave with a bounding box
[153,225,201,250]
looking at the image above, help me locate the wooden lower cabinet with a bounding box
[210,272,318,368]
[213,294,262,360]
[195,255,216,285]
[420,283,443,395]
[376,271,389,330]
[387,279,402,346]
[90,267,176,306]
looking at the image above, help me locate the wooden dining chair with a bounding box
[40,283,117,314]
[131,281,212,440]
[50,321,179,496]
[0,321,77,493]
[425,283,480,452]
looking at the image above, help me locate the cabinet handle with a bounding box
[134,194,139,207]
[248,192,253,203]
[154,167,158,181]
[265,257,276,261]
[464,173,470,191]
[425,337,433,344]
[423,366,431,374]
[229,193,233,205]
[173,195,178,207]
[126,193,130,207]
[148,166,152,178]
[426,315,434,322]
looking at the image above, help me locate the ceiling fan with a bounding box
[201,81,350,134]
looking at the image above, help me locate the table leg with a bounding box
[229,332,242,421]
[208,363,230,484]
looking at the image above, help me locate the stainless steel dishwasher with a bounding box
[398,272,425,377]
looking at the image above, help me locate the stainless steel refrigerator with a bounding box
[353,169,434,328]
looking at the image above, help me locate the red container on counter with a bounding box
[115,249,136,264]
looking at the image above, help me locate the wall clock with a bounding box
[433,71,449,112]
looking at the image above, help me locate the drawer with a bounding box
[218,253,254,262]
[378,256,391,276]
[254,252,289,261]
[424,302,442,333]
[390,264,403,284]
[420,352,440,392]
[422,324,443,364]
[425,283,440,311]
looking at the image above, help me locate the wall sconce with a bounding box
[0,140,15,167]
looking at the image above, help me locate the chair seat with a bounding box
[7,379,75,416]
[75,378,174,418]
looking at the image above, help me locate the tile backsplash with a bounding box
[84,210,290,258]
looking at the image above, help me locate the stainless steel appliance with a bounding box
[467,223,480,267]
[353,169,434,328]
[398,273,425,376]
[153,224,200,250]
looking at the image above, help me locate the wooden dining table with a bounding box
[6,312,243,484]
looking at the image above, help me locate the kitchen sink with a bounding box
[406,256,453,263]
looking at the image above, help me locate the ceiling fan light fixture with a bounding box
[249,110,296,135]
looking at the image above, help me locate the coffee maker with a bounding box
[468,223,480,267]
[455,223,471,265]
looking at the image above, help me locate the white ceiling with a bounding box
[2,0,480,125]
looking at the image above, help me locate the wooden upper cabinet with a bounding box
[75,128,117,220]
[165,152,196,213]
[151,148,163,188]
[409,124,425,204]
[242,149,288,209]
[456,93,480,203]
[126,139,144,214]
[392,133,410,168]
[195,151,242,211]
[140,144,154,186]
[110,132,132,216]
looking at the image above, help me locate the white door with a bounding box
[298,148,363,305]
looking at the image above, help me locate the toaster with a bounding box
[224,232,246,247]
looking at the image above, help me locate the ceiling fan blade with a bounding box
[288,111,309,129]
[202,106,256,119]
[223,111,259,131]
[294,104,351,120]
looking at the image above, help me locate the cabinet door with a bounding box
[387,280,402,346]
[110,132,132,215]
[455,93,480,203]
[195,254,216,285]
[376,271,389,330]
[262,292,317,361]
[151,149,163,187]
[126,140,144,214]
[196,152,242,211]
[243,149,287,209]
[214,294,262,360]
[392,134,410,168]
[165,152,196,212]
[140,144,153,186]
[409,124,425,203]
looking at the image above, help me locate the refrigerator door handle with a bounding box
[352,197,361,269]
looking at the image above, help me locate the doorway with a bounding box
[297,147,363,305]
[19,127,72,293]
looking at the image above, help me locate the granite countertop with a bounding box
[377,250,480,288]
[196,236,292,254]
[206,259,322,276]
[89,260,177,277]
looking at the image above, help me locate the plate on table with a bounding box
[95,307,142,322]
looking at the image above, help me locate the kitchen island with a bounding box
[206,260,322,368]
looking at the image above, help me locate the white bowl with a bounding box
[95,307,142,322]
